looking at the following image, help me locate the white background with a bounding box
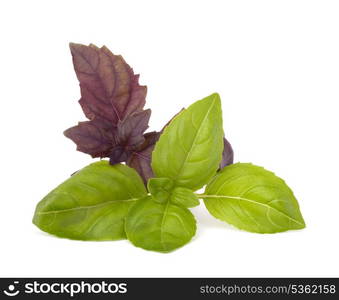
[1,0,338,277]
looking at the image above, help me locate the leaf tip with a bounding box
[69,42,80,52]
[297,216,306,229]
[201,92,221,109]
[210,92,221,102]
[210,92,220,98]
[63,127,72,139]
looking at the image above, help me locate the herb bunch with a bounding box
[33,43,305,252]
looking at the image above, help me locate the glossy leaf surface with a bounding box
[203,163,305,233]
[125,196,196,252]
[152,93,224,191]
[33,161,147,240]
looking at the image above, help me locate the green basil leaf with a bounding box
[33,161,147,240]
[147,177,174,203]
[170,187,199,208]
[151,93,223,191]
[202,163,305,233]
[125,196,196,252]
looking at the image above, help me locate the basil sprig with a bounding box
[33,93,305,252]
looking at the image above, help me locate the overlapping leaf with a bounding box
[152,93,224,191]
[125,196,197,252]
[220,137,234,168]
[126,131,161,184]
[32,41,307,254]
[64,43,153,181]
[70,43,146,124]
[64,44,234,184]
[33,161,147,240]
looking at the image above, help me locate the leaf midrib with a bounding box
[174,95,217,183]
[199,194,304,226]
[37,198,140,215]
[159,200,171,251]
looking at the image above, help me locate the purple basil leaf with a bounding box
[127,132,161,184]
[109,109,151,165]
[65,42,152,171]
[109,146,131,165]
[69,43,147,125]
[219,136,234,169]
[64,119,116,158]
[117,109,151,148]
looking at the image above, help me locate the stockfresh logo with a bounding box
[3,281,20,297]
[3,280,127,297]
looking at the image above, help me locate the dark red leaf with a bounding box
[220,137,234,169]
[65,42,151,174]
[109,146,131,165]
[69,43,146,125]
[127,132,161,184]
[64,119,116,158]
[117,109,151,148]
[109,109,151,165]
